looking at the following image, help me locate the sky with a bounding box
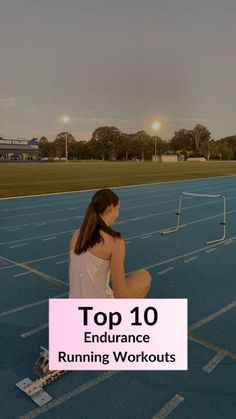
[1,0,236,141]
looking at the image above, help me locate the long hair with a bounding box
[74,189,121,254]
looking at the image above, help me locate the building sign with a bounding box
[0,138,38,147]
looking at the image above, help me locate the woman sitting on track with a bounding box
[69,188,152,298]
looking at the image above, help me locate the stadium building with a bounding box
[0,138,40,161]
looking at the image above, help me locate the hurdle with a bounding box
[161,192,226,244]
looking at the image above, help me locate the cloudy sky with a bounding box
[1,0,236,141]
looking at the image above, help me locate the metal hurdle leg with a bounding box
[161,193,183,235]
[206,195,226,244]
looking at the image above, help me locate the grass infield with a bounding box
[1,161,236,198]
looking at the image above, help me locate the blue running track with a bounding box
[1,175,236,419]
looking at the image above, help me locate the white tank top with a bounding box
[69,250,114,299]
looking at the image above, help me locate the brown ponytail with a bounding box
[74,189,121,254]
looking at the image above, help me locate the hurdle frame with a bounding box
[161,192,226,244]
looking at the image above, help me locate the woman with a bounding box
[69,188,151,298]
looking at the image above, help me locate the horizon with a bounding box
[1,124,236,143]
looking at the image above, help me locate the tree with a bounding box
[117,131,162,160]
[187,124,211,155]
[169,129,192,155]
[71,141,91,160]
[150,135,167,157]
[206,139,219,160]
[218,136,236,160]
[38,136,54,157]
[89,126,123,160]
[39,136,48,145]
[169,125,211,157]
[54,132,76,158]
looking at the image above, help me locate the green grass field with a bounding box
[1,161,236,198]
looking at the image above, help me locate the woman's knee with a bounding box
[125,269,152,298]
[139,269,152,289]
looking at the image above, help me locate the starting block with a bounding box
[16,347,66,406]
[16,377,53,407]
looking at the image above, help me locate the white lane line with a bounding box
[158,267,174,275]
[0,292,67,317]
[13,271,31,278]
[20,230,236,273]
[205,248,217,253]
[123,182,236,211]
[3,207,81,219]
[2,173,235,202]
[0,263,10,269]
[3,196,157,220]
[7,227,22,231]
[189,300,236,331]
[42,236,57,241]
[141,235,153,239]
[55,259,68,265]
[0,182,211,210]
[3,174,236,203]
[0,253,68,269]
[2,230,234,295]
[203,353,225,373]
[0,208,80,220]
[3,180,235,221]
[0,213,83,231]
[0,182,193,209]
[2,203,236,246]
[9,243,27,249]
[133,233,236,274]
[224,240,233,245]
[188,332,236,361]
[151,394,184,419]
[0,264,14,270]
[35,222,47,226]
[123,209,236,245]
[184,256,198,263]
[19,232,236,275]
[17,371,119,419]
[124,241,131,244]
[0,229,74,246]
[23,252,68,264]
[21,323,48,338]
[2,203,51,210]
[0,256,68,289]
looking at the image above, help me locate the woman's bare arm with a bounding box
[68,229,80,282]
[110,238,129,298]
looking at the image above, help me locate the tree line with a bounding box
[38,124,236,160]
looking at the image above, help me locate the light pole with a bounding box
[62,116,70,163]
[151,121,161,161]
